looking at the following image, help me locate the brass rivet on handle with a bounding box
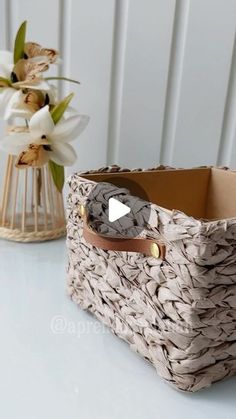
[150,243,160,259]
[79,204,85,217]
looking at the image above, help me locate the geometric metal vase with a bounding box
[0,155,66,242]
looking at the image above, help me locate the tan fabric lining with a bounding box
[205,168,236,219]
[83,167,236,220]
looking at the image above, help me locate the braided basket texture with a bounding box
[67,166,236,392]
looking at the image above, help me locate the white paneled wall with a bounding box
[0,0,236,175]
[108,0,176,167]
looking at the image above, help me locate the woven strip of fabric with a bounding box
[66,166,236,392]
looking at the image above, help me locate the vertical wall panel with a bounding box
[67,0,115,173]
[169,0,236,167]
[106,0,130,166]
[10,0,59,49]
[219,37,236,168]
[111,0,176,167]
[0,0,7,48]
[159,0,190,165]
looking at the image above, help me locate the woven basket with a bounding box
[67,165,236,392]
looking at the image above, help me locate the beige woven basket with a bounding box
[67,165,236,392]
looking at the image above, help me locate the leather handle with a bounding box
[82,213,166,259]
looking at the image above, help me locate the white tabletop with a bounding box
[0,238,235,419]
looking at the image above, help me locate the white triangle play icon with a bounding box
[108,197,131,222]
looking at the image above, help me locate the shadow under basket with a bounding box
[0,155,66,242]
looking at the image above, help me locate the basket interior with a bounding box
[82,167,236,220]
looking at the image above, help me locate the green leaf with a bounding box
[49,160,65,192]
[14,21,27,64]
[50,92,74,125]
[49,93,74,191]
[45,76,80,85]
[0,77,11,87]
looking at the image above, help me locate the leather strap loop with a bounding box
[82,214,166,259]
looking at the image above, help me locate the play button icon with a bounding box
[108,198,131,222]
[85,178,151,239]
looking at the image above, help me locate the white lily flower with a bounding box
[0,80,52,120]
[0,50,16,115]
[0,50,53,120]
[0,50,13,78]
[0,105,89,166]
[4,90,33,120]
[0,87,16,115]
[4,84,56,121]
[24,42,59,64]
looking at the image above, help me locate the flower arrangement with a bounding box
[0,20,89,192]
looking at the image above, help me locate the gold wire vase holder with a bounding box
[0,155,66,242]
